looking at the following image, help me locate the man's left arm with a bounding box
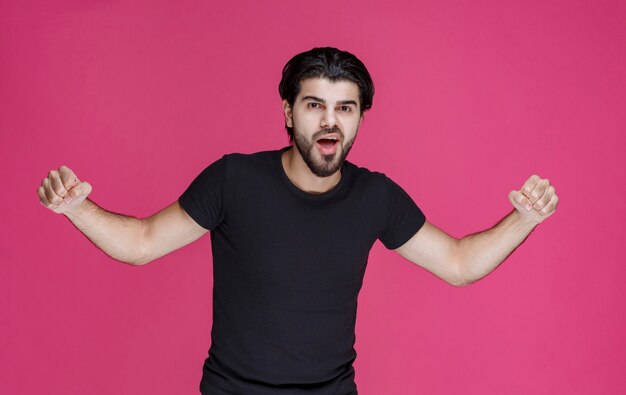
[395,175,559,286]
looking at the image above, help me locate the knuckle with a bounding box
[37,187,46,200]
[61,165,76,178]
[61,176,73,188]
[44,188,58,200]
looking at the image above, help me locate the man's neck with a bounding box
[281,146,341,194]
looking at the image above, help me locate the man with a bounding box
[37,47,558,394]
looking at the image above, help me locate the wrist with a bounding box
[512,209,540,230]
[63,198,92,220]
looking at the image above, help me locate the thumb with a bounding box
[509,190,533,212]
[66,181,92,201]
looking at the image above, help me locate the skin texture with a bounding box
[37,166,206,265]
[38,77,558,284]
[281,78,363,193]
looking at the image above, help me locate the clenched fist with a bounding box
[37,165,92,214]
[509,175,559,225]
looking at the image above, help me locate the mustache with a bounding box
[315,127,342,139]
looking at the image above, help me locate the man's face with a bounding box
[283,78,363,177]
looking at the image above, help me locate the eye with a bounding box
[339,105,351,112]
[307,102,321,109]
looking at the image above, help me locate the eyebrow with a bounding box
[302,95,358,106]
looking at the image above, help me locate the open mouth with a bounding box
[316,137,339,155]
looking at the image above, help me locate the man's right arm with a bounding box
[38,165,208,266]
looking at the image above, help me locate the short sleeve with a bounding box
[378,176,426,250]
[178,155,228,231]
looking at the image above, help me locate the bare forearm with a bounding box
[457,210,538,285]
[64,198,145,265]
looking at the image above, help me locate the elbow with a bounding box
[449,270,471,286]
[118,255,150,266]
[129,257,151,266]
[451,264,479,287]
[451,265,480,287]
[451,239,472,287]
[103,221,152,266]
[450,271,475,287]
[131,219,152,265]
[130,245,153,265]
[450,277,473,287]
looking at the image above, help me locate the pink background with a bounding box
[2,0,625,394]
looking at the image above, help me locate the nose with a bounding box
[320,108,337,129]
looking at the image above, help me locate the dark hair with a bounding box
[278,47,375,142]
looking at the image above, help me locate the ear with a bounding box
[282,100,293,128]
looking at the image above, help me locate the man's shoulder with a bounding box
[344,160,389,184]
[224,148,277,159]
[221,147,278,165]
[215,148,280,179]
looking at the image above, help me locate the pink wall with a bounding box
[2,0,625,394]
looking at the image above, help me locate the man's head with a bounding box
[278,47,375,143]
[278,47,374,177]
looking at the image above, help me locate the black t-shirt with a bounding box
[179,146,426,394]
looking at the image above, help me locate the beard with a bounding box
[292,126,357,177]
